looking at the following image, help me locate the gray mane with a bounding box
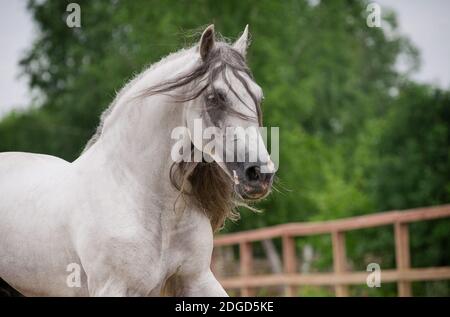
[83,40,261,153]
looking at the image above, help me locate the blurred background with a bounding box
[0,0,449,296]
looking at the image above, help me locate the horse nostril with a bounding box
[264,172,275,184]
[245,165,261,182]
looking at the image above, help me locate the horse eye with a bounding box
[217,91,227,102]
[206,91,227,105]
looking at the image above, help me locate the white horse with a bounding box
[0,25,274,296]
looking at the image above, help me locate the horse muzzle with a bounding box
[229,162,275,201]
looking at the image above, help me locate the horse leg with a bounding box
[86,271,160,297]
[166,270,228,297]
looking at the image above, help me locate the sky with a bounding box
[0,0,34,116]
[0,0,450,117]
[377,0,450,87]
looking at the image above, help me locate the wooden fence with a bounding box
[212,205,450,297]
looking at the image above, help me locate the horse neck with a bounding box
[76,49,198,204]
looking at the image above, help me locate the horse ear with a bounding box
[199,24,215,61]
[233,25,250,58]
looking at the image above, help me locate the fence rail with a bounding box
[212,205,450,297]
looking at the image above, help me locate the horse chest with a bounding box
[152,210,211,271]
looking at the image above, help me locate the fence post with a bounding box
[332,231,349,297]
[395,222,412,297]
[282,235,297,296]
[240,241,254,297]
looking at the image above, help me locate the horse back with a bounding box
[0,151,73,223]
[0,152,84,296]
